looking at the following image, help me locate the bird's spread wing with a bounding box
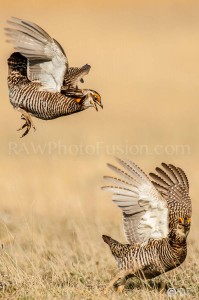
[5,17,68,92]
[149,163,191,216]
[102,158,169,245]
[63,65,91,88]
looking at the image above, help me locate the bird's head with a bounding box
[176,216,191,238]
[81,89,103,111]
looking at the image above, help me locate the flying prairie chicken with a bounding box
[102,158,192,294]
[5,17,102,137]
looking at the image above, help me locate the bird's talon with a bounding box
[17,123,27,131]
[116,285,125,294]
[20,127,30,138]
[17,113,35,137]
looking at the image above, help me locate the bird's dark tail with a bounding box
[102,235,130,260]
[102,235,116,245]
[7,52,27,76]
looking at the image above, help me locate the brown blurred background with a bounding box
[0,0,199,244]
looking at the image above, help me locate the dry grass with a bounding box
[1,1,199,299]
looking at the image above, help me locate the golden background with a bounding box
[0,1,198,298]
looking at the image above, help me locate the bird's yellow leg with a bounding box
[17,108,36,131]
[16,108,36,137]
[104,269,133,295]
[159,281,167,293]
[116,284,125,294]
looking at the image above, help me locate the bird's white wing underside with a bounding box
[102,158,169,245]
[5,17,68,92]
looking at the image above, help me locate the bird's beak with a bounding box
[95,101,103,111]
[99,102,103,109]
[94,102,98,111]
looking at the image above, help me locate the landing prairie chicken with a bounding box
[102,158,192,293]
[5,17,102,137]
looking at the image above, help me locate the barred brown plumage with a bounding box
[102,158,191,294]
[5,18,102,137]
[64,65,91,88]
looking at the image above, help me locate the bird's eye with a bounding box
[178,217,183,224]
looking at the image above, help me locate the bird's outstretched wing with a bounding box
[5,17,68,92]
[149,163,191,216]
[102,158,169,245]
[63,65,91,88]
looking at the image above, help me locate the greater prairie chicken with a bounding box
[102,158,192,293]
[5,17,102,137]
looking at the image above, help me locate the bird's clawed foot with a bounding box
[115,284,125,294]
[103,270,131,295]
[114,277,126,294]
[159,281,167,293]
[104,280,125,295]
[17,113,36,138]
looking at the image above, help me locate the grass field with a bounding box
[0,1,199,299]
